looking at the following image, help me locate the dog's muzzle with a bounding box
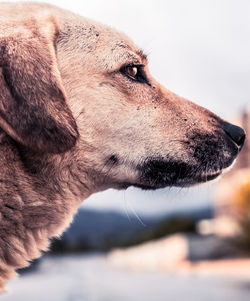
[135,121,246,189]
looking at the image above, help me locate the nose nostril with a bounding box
[223,121,246,148]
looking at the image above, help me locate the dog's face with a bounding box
[0,4,245,193]
[55,17,245,191]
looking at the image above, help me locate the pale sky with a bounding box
[4,0,250,214]
[9,0,250,117]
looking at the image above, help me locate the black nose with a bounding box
[223,121,246,149]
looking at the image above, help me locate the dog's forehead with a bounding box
[100,41,147,70]
[96,26,148,68]
[58,18,147,70]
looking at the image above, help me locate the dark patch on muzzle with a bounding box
[136,129,243,189]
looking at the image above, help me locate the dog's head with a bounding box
[0,4,246,191]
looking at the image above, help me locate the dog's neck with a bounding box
[14,142,93,200]
[0,133,97,287]
[0,134,93,242]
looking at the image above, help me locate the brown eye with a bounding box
[120,64,150,85]
[125,66,138,78]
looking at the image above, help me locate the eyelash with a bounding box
[120,64,150,85]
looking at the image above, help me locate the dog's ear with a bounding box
[0,25,79,153]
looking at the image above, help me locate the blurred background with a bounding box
[2,0,250,300]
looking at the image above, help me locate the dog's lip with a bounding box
[198,170,222,182]
[127,169,223,190]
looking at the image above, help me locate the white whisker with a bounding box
[122,190,131,222]
[127,199,146,227]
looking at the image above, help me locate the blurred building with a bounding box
[215,107,250,236]
[239,108,250,168]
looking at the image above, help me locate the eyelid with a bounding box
[120,62,145,69]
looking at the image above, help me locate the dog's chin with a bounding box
[112,153,237,191]
[113,167,223,191]
[132,170,222,190]
[127,158,233,190]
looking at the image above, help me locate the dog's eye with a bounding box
[125,66,138,78]
[120,64,150,85]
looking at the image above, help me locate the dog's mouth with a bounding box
[132,160,224,190]
[134,169,223,190]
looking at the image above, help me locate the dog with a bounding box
[0,2,245,291]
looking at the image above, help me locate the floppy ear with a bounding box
[0,25,79,153]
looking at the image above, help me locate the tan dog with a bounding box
[0,2,245,291]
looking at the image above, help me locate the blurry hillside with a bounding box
[50,206,212,253]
